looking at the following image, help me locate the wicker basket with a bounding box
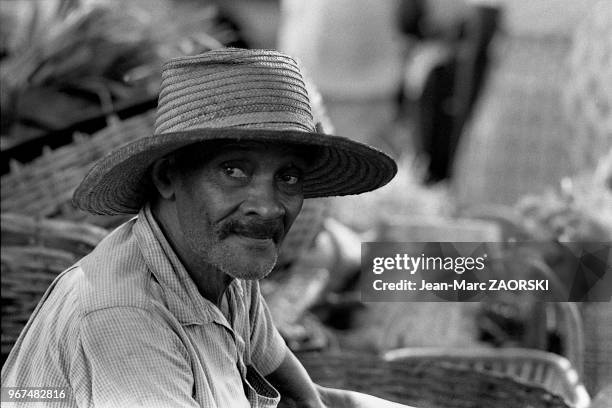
[1,112,155,226]
[286,351,575,408]
[1,213,108,257]
[384,347,590,408]
[1,213,108,361]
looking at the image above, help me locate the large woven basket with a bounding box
[384,347,590,408]
[1,213,108,361]
[1,112,155,227]
[287,351,576,408]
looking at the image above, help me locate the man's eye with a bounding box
[224,166,247,178]
[280,174,300,185]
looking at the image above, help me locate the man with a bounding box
[2,48,406,407]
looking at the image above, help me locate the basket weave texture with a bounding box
[290,352,573,408]
[1,112,156,224]
[384,347,589,408]
[1,213,108,360]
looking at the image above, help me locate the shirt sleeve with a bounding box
[70,306,199,408]
[248,282,288,376]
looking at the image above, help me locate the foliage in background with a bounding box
[0,0,236,136]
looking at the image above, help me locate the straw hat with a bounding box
[73,48,397,215]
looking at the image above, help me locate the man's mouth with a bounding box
[220,219,284,243]
[235,230,275,240]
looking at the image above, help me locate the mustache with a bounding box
[219,218,284,242]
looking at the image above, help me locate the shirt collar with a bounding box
[133,204,230,326]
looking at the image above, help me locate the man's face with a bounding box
[170,142,306,280]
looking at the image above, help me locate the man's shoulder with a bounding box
[69,219,156,315]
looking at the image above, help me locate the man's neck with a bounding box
[149,201,233,307]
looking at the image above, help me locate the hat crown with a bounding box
[154,48,315,135]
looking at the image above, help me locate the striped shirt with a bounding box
[1,205,287,407]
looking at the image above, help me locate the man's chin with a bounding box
[216,236,278,280]
[201,255,276,281]
[223,259,277,281]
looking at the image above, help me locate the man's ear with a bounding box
[150,157,176,200]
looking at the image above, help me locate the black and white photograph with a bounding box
[1,0,611,407]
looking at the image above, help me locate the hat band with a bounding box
[155,111,315,134]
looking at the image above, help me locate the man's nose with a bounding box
[242,180,285,220]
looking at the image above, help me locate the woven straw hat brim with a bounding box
[73,128,397,215]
